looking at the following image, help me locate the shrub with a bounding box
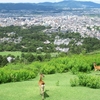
[70,73,100,89]
[56,64,67,73]
[71,67,79,74]
[70,77,79,87]
[56,80,59,86]
[0,68,37,84]
[41,64,55,74]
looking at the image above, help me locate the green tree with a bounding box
[83,37,100,52]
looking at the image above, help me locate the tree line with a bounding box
[0,53,51,67]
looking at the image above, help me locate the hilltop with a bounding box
[0,0,100,11]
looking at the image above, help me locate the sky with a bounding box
[0,0,100,4]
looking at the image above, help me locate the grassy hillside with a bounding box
[0,73,100,100]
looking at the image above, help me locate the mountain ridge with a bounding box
[0,1,100,11]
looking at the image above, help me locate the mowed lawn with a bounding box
[0,72,100,100]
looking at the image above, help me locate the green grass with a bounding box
[0,51,21,57]
[0,72,100,100]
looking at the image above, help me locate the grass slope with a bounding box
[0,73,100,100]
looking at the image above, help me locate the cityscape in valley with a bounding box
[1,11,100,39]
[0,0,100,53]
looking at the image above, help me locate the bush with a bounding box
[56,64,67,73]
[70,73,100,89]
[41,64,56,74]
[70,77,79,87]
[0,68,37,84]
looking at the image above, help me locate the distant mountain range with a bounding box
[0,0,100,11]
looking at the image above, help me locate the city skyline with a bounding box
[0,0,100,4]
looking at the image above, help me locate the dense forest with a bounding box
[0,25,100,54]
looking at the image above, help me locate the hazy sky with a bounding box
[0,0,100,4]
